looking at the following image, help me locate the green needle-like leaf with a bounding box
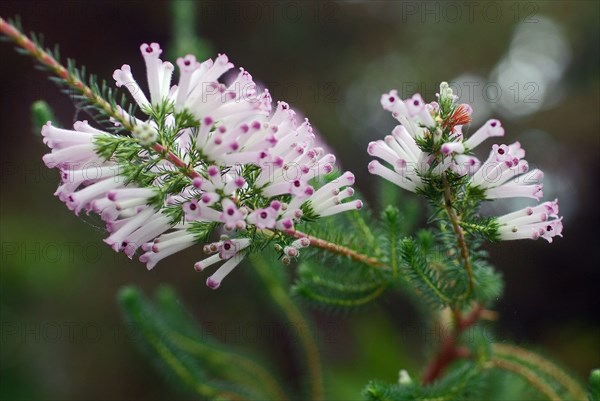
[118,286,287,400]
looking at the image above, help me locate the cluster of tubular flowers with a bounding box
[42,43,361,289]
[368,82,562,243]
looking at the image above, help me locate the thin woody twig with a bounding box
[0,17,200,180]
[286,229,386,268]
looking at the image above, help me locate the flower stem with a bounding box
[421,303,482,384]
[493,343,587,400]
[0,17,200,180]
[421,173,480,385]
[286,229,385,268]
[489,357,561,401]
[441,174,474,298]
[153,143,200,179]
[251,254,324,401]
[0,17,132,128]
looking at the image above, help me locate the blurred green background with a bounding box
[1,1,598,399]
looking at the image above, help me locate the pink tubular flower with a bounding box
[139,230,197,270]
[301,172,362,217]
[380,90,434,138]
[367,125,428,193]
[41,43,361,289]
[247,207,278,230]
[43,120,174,257]
[42,121,105,169]
[469,142,544,201]
[220,198,246,231]
[371,83,508,192]
[370,81,563,244]
[371,83,514,189]
[463,119,505,150]
[496,200,563,242]
[193,238,252,289]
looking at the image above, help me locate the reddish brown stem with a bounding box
[0,17,200,180]
[441,174,474,298]
[286,229,385,268]
[422,304,483,384]
[152,143,200,179]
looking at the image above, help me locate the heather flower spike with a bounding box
[369,81,563,244]
[41,42,361,288]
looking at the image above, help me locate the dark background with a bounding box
[1,1,598,399]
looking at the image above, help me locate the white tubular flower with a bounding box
[367,125,427,193]
[43,120,172,254]
[42,121,105,169]
[112,64,151,113]
[449,155,481,176]
[470,142,544,201]
[43,121,122,212]
[381,90,431,139]
[463,119,505,150]
[193,238,252,289]
[139,228,197,270]
[496,200,563,242]
[282,237,311,260]
[140,43,173,106]
[372,83,483,190]
[374,83,505,181]
[441,142,465,156]
[42,44,362,289]
[301,172,362,217]
[370,81,563,244]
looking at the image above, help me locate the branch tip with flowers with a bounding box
[3,14,587,401]
[0,17,370,290]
